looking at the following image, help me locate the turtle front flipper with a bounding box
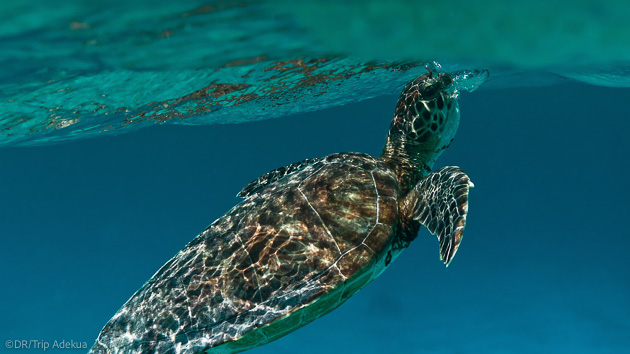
[404,166,473,266]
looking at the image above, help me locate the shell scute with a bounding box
[300,165,378,253]
[337,244,375,278]
[361,223,394,256]
[377,196,398,225]
[372,169,397,198]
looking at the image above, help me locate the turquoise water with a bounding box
[1,1,629,353]
[2,0,630,147]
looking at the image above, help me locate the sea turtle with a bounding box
[91,69,474,353]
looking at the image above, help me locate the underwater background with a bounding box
[1,1,629,353]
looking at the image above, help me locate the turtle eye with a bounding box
[440,74,453,87]
[421,84,439,99]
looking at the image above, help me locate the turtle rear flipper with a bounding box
[407,166,473,266]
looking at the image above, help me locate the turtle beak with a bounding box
[436,72,456,98]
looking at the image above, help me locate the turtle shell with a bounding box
[91,152,400,353]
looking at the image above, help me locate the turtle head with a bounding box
[389,70,460,163]
[381,70,461,189]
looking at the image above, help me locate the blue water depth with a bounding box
[1,83,629,353]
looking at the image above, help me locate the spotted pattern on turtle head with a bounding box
[390,71,456,143]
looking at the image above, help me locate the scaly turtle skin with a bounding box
[91,70,474,353]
